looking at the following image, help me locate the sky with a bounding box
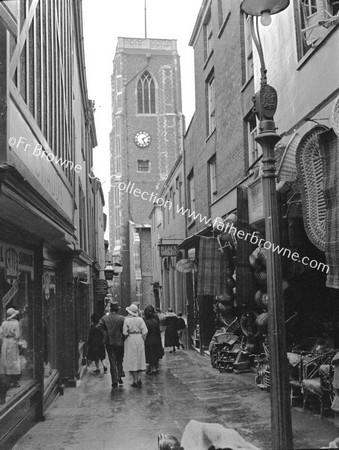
[82,0,202,216]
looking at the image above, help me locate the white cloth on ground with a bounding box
[180,420,261,450]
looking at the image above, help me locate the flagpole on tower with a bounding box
[144,0,147,39]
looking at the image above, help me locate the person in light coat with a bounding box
[123,304,148,387]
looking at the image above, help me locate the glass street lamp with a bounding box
[112,263,123,275]
[241,0,289,25]
[240,0,293,449]
[103,263,115,281]
[104,262,123,280]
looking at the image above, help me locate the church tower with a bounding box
[109,38,183,310]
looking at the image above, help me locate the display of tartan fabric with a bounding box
[197,236,228,295]
[319,129,339,289]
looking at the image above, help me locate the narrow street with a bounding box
[13,350,339,450]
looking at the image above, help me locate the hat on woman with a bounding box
[6,308,19,320]
[126,304,139,316]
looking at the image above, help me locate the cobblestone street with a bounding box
[13,350,339,450]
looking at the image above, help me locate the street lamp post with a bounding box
[240,1,293,449]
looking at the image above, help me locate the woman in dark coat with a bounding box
[143,305,164,374]
[164,308,179,353]
[87,313,107,374]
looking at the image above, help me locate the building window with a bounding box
[176,175,183,208]
[243,14,254,81]
[116,157,121,174]
[172,188,176,219]
[296,0,339,57]
[137,71,156,114]
[208,156,217,203]
[303,0,318,17]
[187,171,195,223]
[207,73,216,135]
[247,114,260,166]
[78,182,87,252]
[204,11,213,60]
[137,160,150,172]
[116,136,121,156]
[218,0,224,29]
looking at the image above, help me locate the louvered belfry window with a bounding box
[137,71,156,114]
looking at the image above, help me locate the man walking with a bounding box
[97,302,125,388]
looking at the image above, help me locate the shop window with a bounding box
[137,71,156,114]
[0,246,34,406]
[42,270,57,379]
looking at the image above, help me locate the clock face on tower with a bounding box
[134,131,151,148]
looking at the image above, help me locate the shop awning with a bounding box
[276,131,302,183]
[177,225,212,250]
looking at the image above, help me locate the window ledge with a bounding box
[136,113,156,116]
[206,128,216,142]
[203,50,214,70]
[217,12,231,39]
[241,74,254,93]
[297,23,339,70]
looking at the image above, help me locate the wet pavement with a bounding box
[13,349,339,450]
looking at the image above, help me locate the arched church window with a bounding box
[137,71,156,114]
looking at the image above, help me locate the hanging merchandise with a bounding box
[256,312,269,334]
[197,237,228,296]
[254,268,267,285]
[257,247,268,266]
[249,247,262,270]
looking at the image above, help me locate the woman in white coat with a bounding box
[123,304,148,387]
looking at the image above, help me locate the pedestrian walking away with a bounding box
[96,302,125,388]
[164,308,179,353]
[86,313,107,374]
[176,312,186,350]
[123,304,148,387]
[156,307,166,347]
[143,305,164,375]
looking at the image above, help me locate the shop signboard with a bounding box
[96,279,109,295]
[2,281,18,309]
[0,241,34,281]
[248,178,264,224]
[158,244,178,257]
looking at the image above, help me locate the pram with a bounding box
[209,317,241,373]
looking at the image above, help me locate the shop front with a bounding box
[186,118,339,416]
[0,232,43,449]
[0,160,77,448]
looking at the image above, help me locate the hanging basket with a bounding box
[249,247,264,270]
[254,268,267,285]
[256,312,269,333]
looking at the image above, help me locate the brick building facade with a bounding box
[109,38,184,310]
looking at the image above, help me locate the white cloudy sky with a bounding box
[82,0,201,214]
